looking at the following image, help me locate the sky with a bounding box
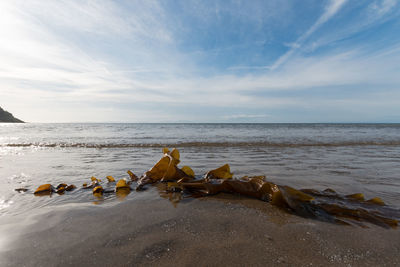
[0,0,399,123]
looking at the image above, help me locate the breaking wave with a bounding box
[3,141,400,148]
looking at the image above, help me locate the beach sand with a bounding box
[1,188,399,266]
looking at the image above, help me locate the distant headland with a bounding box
[0,106,24,123]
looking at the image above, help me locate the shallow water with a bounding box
[1,123,400,216]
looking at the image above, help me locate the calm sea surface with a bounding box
[1,123,400,216]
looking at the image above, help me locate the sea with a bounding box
[1,123,400,217]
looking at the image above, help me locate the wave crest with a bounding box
[3,141,400,148]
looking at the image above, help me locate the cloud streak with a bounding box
[270,0,347,70]
[370,0,397,16]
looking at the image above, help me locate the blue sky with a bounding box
[0,0,399,122]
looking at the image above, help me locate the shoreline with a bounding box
[1,188,399,266]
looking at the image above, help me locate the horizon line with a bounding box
[4,121,400,124]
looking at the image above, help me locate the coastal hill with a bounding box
[0,106,24,123]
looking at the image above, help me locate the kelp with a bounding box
[34,184,54,196]
[181,166,195,178]
[106,176,116,183]
[55,183,73,194]
[33,183,76,196]
[142,148,399,228]
[204,164,233,179]
[28,148,399,228]
[65,184,76,191]
[81,176,132,195]
[93,185,104,198]
[171,176,399,228]
[127,170,138,181]
[116,179,131,191]
[15,188,28,193]
[136,148,192,190]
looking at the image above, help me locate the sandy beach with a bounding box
[1,187,399,267]
[2,0,400,264]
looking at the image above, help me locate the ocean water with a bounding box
[1,123,400,216]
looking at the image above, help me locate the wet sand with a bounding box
[1,188,399,266]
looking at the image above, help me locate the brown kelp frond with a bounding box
[28,148,398,228]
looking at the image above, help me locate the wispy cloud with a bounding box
[306,1,399,53]
[270,0,347,70]
[369,0,397,17]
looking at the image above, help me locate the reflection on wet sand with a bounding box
[116,188,131,201]
[156,183,182,208]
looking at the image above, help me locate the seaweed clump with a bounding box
[29,148,399,228]
[135,148,399,228]
[33,183,76,196]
